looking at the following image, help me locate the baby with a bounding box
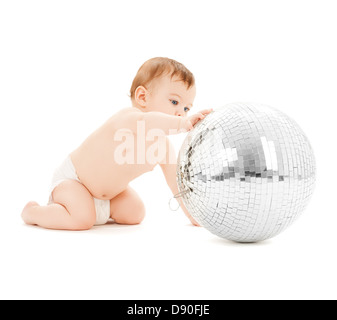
[21,57,212,230]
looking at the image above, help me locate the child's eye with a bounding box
[184,107,190,112]
[170,100,179,106]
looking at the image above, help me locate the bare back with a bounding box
[71,108,160,200]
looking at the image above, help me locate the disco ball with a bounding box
[177,103,316,242]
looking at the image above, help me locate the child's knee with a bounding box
[110,186,146,224]
[71,217,96,230]
[132,203,146,224]
[113,203,145,225]
[129,200,146,224]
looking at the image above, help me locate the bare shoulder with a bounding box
[108,107,142,132]
[110,107,141,121]
[116,107,142,116]
[110,107,142,119]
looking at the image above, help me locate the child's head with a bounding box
[130,57,196,116]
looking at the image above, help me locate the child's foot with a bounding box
[21,201,40,225]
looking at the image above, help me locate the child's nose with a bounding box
[175,108,186,117]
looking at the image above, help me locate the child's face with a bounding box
[144,75,196,117]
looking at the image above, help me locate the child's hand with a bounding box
[182,108,213,131]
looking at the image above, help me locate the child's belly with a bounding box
[70,149,156,200]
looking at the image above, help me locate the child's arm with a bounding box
[160,138,200,226]
[122,109,212,135]
[142,109,213,134]
[142,112,186,135]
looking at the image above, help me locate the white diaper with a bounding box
[48,155,111,225]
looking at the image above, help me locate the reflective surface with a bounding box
[177,103,316,242]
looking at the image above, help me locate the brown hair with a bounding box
[130,57,195,100]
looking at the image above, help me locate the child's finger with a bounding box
[200,108,213,115]
[197,113,205,120]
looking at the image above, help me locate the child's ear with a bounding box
[135,86,148,108]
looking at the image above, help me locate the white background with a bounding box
[0,0,336,300]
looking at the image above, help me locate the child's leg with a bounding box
[110,186,145,225]
[21,180,96,230]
